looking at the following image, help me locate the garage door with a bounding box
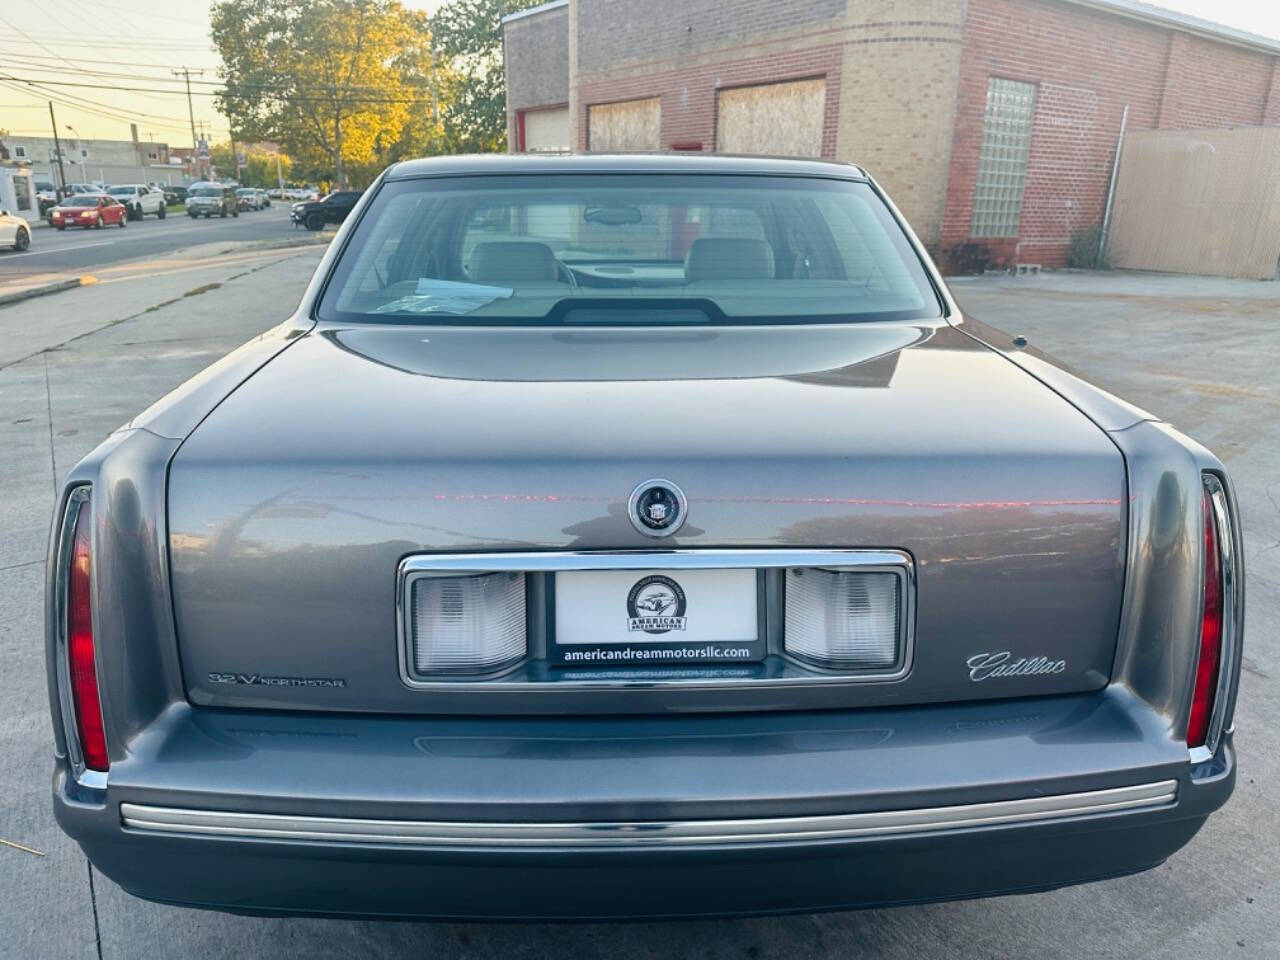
[716,78,826,157]
[522,106,570,154]
[588,98,661,152]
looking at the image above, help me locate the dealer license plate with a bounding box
[551,568,762,666]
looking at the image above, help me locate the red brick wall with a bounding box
[576,45,843,157]
[940,0,1280,270]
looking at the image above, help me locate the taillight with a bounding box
[62,489,109,773]
[1188,474,1235,753]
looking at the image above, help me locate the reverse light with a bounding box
[60,488,109,775]
[1188,474,1238,754]
[784,568,903,671]
[409,573,526,674]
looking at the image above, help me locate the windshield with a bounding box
[189,187,222,197]
[237,189,254,196]
[318,175,940,325]
[107,187,138,196]
[63,197,100,207]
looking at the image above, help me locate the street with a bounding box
[0,205,300,286]
[0,261,1275,959]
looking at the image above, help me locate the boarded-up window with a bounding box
[521,106,570,154]
[970,78,1037,238]
[716,78,826,157]
[588,98,661,152]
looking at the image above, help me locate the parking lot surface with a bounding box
[0,265,1276,958]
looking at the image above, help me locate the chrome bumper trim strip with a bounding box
[121,781,1177,848]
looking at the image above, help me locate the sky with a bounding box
[1,0,1277,146]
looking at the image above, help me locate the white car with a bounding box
[0,208,31,251]
[106,184,167,221]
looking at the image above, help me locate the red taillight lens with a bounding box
[67,498,108,772]
[1188,484,1224,749]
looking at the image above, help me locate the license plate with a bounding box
[551,568,762,666]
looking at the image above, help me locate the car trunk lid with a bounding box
[167,321,1127,713]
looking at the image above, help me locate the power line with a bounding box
[0,48,210,70]
[1,73,445,105]
[0,76,193,123]
[0,35,215,52]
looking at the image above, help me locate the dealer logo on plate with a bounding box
[626,574,688,634]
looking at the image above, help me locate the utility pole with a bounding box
[172,67,203,178]
[48,101,68,197]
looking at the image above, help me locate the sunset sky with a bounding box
[1,0,1276,147]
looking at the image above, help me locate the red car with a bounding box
[49,194,128,230]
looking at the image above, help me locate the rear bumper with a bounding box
[54,689,1235,919]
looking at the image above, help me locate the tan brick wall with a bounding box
[833,0,968,249]
[569,0,965,246]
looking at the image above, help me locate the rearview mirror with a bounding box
[584,204,643,226]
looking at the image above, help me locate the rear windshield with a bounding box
[317,175,940,325]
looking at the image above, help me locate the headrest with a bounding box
[683,237,775,282]
[470,241,559,282]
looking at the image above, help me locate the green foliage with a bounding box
[211,0,452,187]
[428,0,544,153]
[207,142,294,187]
[1067,225,1107,270]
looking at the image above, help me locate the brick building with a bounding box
[503,0,1280,269]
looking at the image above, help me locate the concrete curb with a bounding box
[0,276,96,306]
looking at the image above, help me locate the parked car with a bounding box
[35,181,59,215]
[63,183,102,196]
[164,184,187,205]
[0,207,31,250]
[44,154,1242,920]
[106,184,167,221]
[235,187,261,211]
[291,189,361,230]
[256,188,271,208]
[185,183,238,218]
[48,193,127,230]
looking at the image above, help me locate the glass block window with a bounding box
[970,78,1037,238]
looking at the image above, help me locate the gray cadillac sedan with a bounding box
[46,154,1242,919]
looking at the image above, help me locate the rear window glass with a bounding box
[317,175,940,325]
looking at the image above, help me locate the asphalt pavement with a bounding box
[0,263,1276,958]
[0,204,301,285]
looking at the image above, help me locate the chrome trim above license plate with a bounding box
[120,780,1177,849]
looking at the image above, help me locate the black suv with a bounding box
[292,190,362,230]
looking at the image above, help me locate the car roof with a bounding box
[385,153,869,181]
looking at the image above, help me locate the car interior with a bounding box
[326,181,940,323]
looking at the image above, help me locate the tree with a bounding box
[207,142,294,187]
[211,0,449,187]
[428,0,544,153]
